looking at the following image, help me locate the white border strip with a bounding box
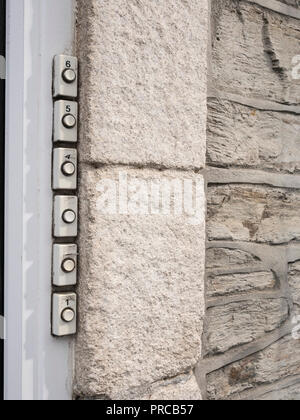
[5,0,75,400]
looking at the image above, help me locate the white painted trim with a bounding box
[5,0,76,400]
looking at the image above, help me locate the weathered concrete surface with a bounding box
[207,335,300,400]
[77,0,208,169]
[75,166,206,398]
[142,372,202,400]
[207,185,300,244]
[205,298,289,355]
[211,0,300,104]
[207,271,276,299]
[207,99,300,172]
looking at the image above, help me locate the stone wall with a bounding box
[74,0,300,400]
[74,0,208,400]
[200,0,300,400]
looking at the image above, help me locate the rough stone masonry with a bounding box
[75,0,208,400]
[203,0,300,400]
[75,0,300,400]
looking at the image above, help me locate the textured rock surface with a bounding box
[75,166,205,398]
[207,271,276,299]
[205,298,288,355]
[206,247,260,270]
[75,0,300,401]
[258,383,300,400]
[279,0,300,7]
[207,99,300,172]
[75,0,208,399]
[211,0,300,104]
[288,261,300,307]
[204,0,300,401]
[207,335,300,400]
[142,372,202,400]
[76,0,208,169]
[207,185,300,244]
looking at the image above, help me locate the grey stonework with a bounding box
[207,271,277,298]
[205,298,289,355]
[203,0,300,400]
[279,0,300,6]
[207,184,300,244]
[207,99,300,173]
[257,381,300,400]
[288,260,300,311]
[210,0,300,104]
[206,335,300,400]
[247,0,300,19]
[75,0,300,400]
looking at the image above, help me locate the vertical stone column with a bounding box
[75,0,208,399]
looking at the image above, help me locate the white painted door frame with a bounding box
[4,0,76,400]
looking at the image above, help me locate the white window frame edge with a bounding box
[5,0,76,400]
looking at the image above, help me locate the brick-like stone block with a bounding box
[206,247,260,270]
[207,185,300,244]
[207,271,276,299]
[207,335,300,400]
[75,166,206,398]
[207,99,300,172]
[288,260,300,308]
[205,298,288,355]
[211,0,300,104]
[206,247,276,298]
[76,0,208,169]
